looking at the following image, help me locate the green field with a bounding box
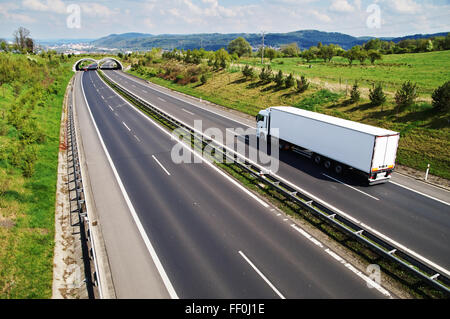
[0,53,75,298]
[239,50,450,95]
[129,52,450,179]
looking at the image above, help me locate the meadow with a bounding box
[0,53,75,298]
[239,50,450,96]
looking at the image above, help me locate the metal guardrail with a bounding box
[67,94,103,299]
[99,70,450,296]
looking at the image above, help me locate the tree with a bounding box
[228,37,252,58]
[285,73,295,88]
[265,48,277,62]
[200,74,207,85]
[343,47,359,65]
[259,65,273,83]
[302,49,315,63]
[395,81,418,112]
[296,76,309,93]
[242,65,254,79]
[275,70,284,87]
[431,81,450,113]
[318,44,337,62]
[0,40,7,52]
[13,27,33,52]
[281,43,300,57]
[357,49,367,64]
[369,83,386,106]
[368,50,382,64]
[350,81,360,103]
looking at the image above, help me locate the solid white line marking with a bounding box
[322,173,380,201]
[152,155,171,176]
[80,72,178,299]
[100,72,269,209]
[390,181,450,207]
[182,108,194,115]
[102,71,449,277]
[122,122,131,131]
[238,251,285,299]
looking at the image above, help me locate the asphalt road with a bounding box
[80,70,389,298]
[103,70,450,274]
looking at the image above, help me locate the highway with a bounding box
[79,70,390,298]
[102,69,450,274]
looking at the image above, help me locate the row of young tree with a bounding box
[242,65,309,92]
[350,80,449,113]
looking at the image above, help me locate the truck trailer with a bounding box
[256,106,400,185]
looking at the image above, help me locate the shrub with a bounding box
[369,83,386,106]
[350,81,360,103]
[285,73,295,88]
[275,70,284,87]
[242,65,254,79]
[432,81,450,113]
[296,76,309,93]
[395,81,418,111]
[259,66,273,83]
[200,74,207,85]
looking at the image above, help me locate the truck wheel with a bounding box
[324,160,332,170]
[335,165,343,174]
[314,155,321,165]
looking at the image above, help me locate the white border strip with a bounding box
[390,181,450,207]
[81,72,179,299]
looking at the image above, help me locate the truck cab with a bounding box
[256,110,270,139]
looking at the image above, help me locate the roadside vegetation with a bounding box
[123,38,450,180]
[0,32,76,297]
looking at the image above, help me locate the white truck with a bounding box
[256,106,400,185]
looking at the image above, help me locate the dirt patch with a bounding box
[0,219,15,229]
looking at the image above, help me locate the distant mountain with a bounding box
[90,30,449,51]
[389,32,449,42]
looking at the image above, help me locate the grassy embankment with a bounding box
[128,50,450,179]
[0,53,75,298]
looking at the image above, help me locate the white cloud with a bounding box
[0,2,36,23]
[388,0,422,14]
[311,10,332,23]
[22,0,66,14]
[330,0,355,13]
[80,3,118,18]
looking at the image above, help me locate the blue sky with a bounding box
[0,0,449,40]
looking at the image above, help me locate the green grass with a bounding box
[128,56,450,179]
[240,50,450,95]
[0,53,75,298]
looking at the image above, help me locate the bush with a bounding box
[242,65,254,79]
[432,81,450,113]
[274,70,284,87]
[350,81,360,103]
[395,81,418,111]
[259,66,273,83]
[296,76,309,93]
[200,74,207,85]
[369,83,386,106]
[285,73,295,88]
